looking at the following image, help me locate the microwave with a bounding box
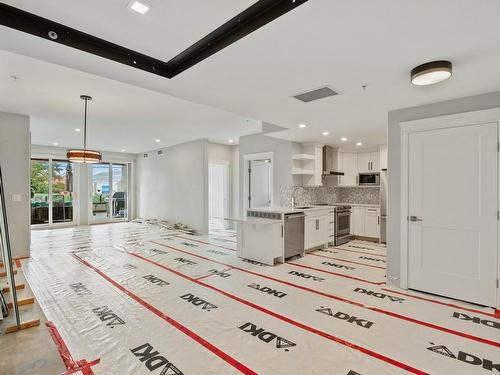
[358,172,380,186]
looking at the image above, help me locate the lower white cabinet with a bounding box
[351,207,365,236]
[305,209,331,249]
[350,206,380,238]
[364,207,380,237]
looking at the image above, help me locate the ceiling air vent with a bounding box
[293,86,340,103]
[144,153,148,158]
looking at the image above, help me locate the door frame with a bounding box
[400,107,500,309]
[30,156,80,228]
[88,161,131,225]
[243,152,274,210]
[208,159,230,226]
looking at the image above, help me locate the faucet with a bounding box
[291,189,296,208]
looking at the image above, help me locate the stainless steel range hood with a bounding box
[322,146,344,176]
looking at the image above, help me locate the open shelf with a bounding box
[292,154,315,161]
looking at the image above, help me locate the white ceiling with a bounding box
[0,50,261,153]
[2,0,500,151]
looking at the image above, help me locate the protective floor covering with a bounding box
[25,222,499,375]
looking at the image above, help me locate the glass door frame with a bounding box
[30,157,79,228]
[89,161,130,225]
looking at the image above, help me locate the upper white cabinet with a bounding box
[338,152,358,186]
[380,145,388,170]
[357,151,380,172]
[293,144,323,186]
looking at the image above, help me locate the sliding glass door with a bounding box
[91,163,128,223]
[31,158,75,226]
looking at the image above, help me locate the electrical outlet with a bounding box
[11,194,22,202]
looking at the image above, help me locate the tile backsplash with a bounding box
[280,185,379,207]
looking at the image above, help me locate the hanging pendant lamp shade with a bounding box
[67,95,102,163]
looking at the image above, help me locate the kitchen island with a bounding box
[226,205,336,266]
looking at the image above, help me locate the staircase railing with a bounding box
[0,164,20,330]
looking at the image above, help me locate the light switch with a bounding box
[11,194,22,202]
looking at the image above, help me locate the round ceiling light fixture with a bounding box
[67,95,102,163]
[411,60,452,86]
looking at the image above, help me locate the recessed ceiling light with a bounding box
[340,137,348,142]
[75,128,81,132]
[53,142,59,146]
[121,149,126,152]
[322,131,329,136]
[411,60,452,86]
[228,139,234,143]
[298,124,307,128]
[356,142,363,147]
[155,139,160,143]
[129,1,149,14]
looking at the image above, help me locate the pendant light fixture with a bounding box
[411,60,452,86]
[67,95,102,163]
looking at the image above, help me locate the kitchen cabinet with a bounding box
[304,209,331,250]
[351,207,365,236]
[338,152,358,186]
[350,206,380,238]
[357,152,380,173]
[364,207,380,237]
[380,145,388,170]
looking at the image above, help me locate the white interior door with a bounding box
[249,160,271,208]
[208,163,228,221]
[408,122,498,307]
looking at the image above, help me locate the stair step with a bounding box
[7,296,35,309]
[1,303,41,334]
[0,269,18,277]
[1,283,25,293]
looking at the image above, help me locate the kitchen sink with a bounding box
[294,206,312,209]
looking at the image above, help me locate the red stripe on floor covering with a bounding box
[150,241,500,348]
[329,247,387,257]
[309,253,386,270]
[381,288,499,319]
[173,235,236,251]
[124,251,427,374]
[46,321,100,375]
[287,262,386,285]
[72,253,257,375]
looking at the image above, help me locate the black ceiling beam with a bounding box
[0,0,308,79]
[0,2,173,78]
[166,0,309,77]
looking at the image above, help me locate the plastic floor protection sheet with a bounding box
[22,222,500,375]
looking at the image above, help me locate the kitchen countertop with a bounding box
[224,216,282,224]
[334,203,380,208]
[247,205,336,214]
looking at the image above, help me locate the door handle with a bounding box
[316,219,319,230]
[356,175,359,185]
[408,216,423,222]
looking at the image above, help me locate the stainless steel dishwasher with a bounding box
[284,213,305,259]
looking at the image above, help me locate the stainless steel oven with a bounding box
[358,172,380,186]
[334,205,351,246]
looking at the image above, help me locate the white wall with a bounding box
[0,112,30,258]
[30,145,136,225]
[136,139,209,233]
[387,90,500,287]
[238,133,301,214]
[232,146,239,219]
